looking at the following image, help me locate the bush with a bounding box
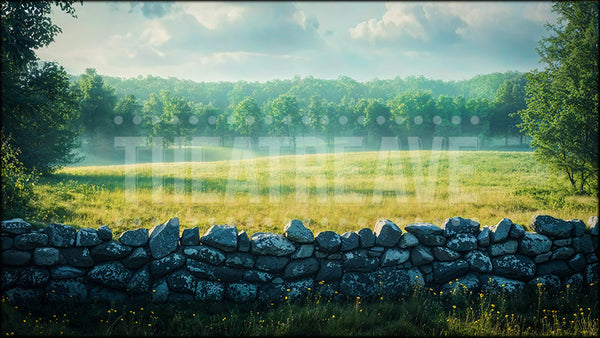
[1,132,38,219]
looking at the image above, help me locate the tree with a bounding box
[113,94,143,136]
[266,94,300,137]
[231,97,261,137]
[75,68,117,143]
[517,1,598,194]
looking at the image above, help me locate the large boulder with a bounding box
[148,217,180,259]
[411,245,434,265]
[90,241,133,262]
[1,218,32,236]
[440,273,481,293]
[442,217,480,237]
[13,233,48,250]
[588,216,599,236]
[489,240,518,256]
[518,232,552,256]
[224,252,255,269]
[536,260,573,278]
[404,223,444,246]
[180,227,200,246]
[183,245,226,265]
[340,231,360,251]
[339,268,423,298]
[226,282,257,302]
[119,228,149,247]
[150,252,186,276]
[572,235,595,253]
[381,248,410,267]
[33,247,62,266]
[127,267,151,295]
[254,256,289,273]
[342,250,379,272]
[315,260,343,282]
[1,249,32,266]
[432,260,469,283]
[200,224,238,252]
[283,219,314,243]
[477,227,491,246]
[237,231,250,252]
[97,225,113,241]
[315,231,341,252]
[356,228,375,248]
[446,233,477,252]
[568,219,586,237]
[50,265,85,279]
[490,218,512,243]
[282,258,319,279]
[374,219,402,247]
[15,266,49,287]
[167,269,200,294]
[195,280,224,301]
[122,247,152,270]
[46,279,88,302]
[291,244,314,259]
[76,228,102,247]
[466,250,493,273]
[530,215,572,238]
[44,223,77,247]
[60,247,94,267]
[481,275,525,295]
[251,232,295,256]
[432,247,460,261]
[398,232,419,248]
[87,262,132,289]
[492,254,536,281]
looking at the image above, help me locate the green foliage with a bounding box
[74,68,117,142]
[1,134,38,219]
[231,97,262,137]
[518,2,598,195]
[266,94,300,137]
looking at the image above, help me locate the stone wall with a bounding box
[1,215,598,304]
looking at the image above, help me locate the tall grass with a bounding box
[25,150,597,237]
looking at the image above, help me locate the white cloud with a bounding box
[179,1,245,30]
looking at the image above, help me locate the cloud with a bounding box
[128,2,174,19]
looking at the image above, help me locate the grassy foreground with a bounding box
[24,150,597,237]
[1,283,597,336]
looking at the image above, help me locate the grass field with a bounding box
[25,150,597,237]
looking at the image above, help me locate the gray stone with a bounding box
[283,278,314,301]
[568,253,586,272]
[405,223,445,246]
[60,247,94,267]
[33,247,62,266]
[167,269,199,294]
[16,266,49,287]
[1,268,18,289]
[243,270,274,283]
[588,216,598,236]
[283,219,314,243]
[46,279,88,302]
[150,252,186,276]
[1,249,31,266]
[536,260,573,278]
[122,247,152,270]
[291,244,314,259]
[442,217,480,237]
[585,263,599,284]
[340,231,360,251]
[315,260,342,282]
[87,262,131,289]
[568,219,586,237]
[186,259,216,280]
[1,218,32,236]
[572,235,594,253]
[339,267,423,298]
[534,251,552,264]
[530,215,572,238]
[97,225,112,241]
[553,238,572,247]
[411,245,434,265]
[255,255,289,273]
[14,233,48,250]
[5,288,44,305]
[586,253,598,263]
[119,228,148,247]
[226,282,257,302]
[76,228,102,247]
[224,252,254,268]
[342,250,380,272]
[518,232,552,256]
[90,241,133,262]
[398,232,419,248]
[374,219,402,247]
[1,236,12,250]
[44,223,77,247]
[283,258,319,279]
[421,234,446,246]
[551,247,575,260]
[491,218,512,243]
[509,224,525,238]
[528,274,561,292]
[183,245,225,265]
[180,227,199,246]
[446,233,477,252]
[368,246,385,257]
[357,228,375,248]
[148,217,180,259]
[195,280,224,301]
[477,227,491,246]
[200,224,238,252]
[565,273,584,291]
[237,231,250,252]
[50,265,85,279]
[151,279,169,303]
[432,247,460,261]
[381,248,410,266]
[251,232,295,256]
[466,250,493,273]
[315,231,341,252]
[489,240,518,256]
[440,273,481,293]
[432,260,469,283]
[492,254,536,281]
[213,265,243,282]
[481,275,525,295]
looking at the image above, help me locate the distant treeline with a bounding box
[71,70,527,148]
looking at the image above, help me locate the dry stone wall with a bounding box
[1,215,598,305]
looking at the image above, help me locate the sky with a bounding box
[36,1,559,83]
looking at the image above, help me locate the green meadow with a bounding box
[26,150,597,236]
